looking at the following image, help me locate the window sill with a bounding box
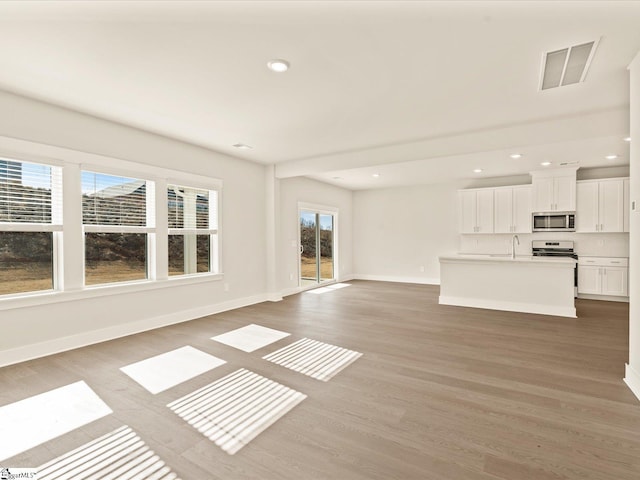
[0,273,224,311]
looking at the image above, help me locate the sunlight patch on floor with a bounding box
[37,425,180,480]
[0,381,112,462]
[263,338,362,381]
[120,346,226,394]
[305,283,351,294]
[168,369,306,455]
[211,324,291,352]
[304,287,332,294]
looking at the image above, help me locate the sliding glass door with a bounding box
[300,209,335,287]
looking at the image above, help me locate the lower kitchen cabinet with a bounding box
[578,257,628,297]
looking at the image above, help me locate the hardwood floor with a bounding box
[1,281,639,479]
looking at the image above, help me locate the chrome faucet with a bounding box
[511,234,520,259]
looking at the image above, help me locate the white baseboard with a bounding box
[265,292,283,302]
[0,293,273,368]
[577,294,629,303]
[439,295,577,318]
[281,286,301,297]
[352,274,440,285]
[624,363,640,402]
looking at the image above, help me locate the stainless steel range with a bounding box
[532,240,578,296]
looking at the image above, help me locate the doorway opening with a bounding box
[299,208,336,288]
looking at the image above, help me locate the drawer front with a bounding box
[578,257,628,267]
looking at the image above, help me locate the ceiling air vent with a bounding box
[540,39,599,90]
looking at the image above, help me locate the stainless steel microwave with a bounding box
[532,212,575,232]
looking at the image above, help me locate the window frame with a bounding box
[81,168,156,287]
[0,135,224,310]
[0,156,63,297]
[167,183,219,277]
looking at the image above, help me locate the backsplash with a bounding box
[460,232,629,257]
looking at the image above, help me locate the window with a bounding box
[167,185,218,276]
[82,171,154,286]
[0,158,62,295]
[0,147,222,303]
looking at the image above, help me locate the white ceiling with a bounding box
[0,1,638,189]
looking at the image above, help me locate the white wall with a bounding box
[277,177,353,294]
[0,91,269,365]
[353,183,460,284]
[625,51,640,401]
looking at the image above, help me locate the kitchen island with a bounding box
[439,254,577,318]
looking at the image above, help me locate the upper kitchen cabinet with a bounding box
[459,188,494,233]
[576,178,625,233]
[531,167,577,212]
[494,185,532,233]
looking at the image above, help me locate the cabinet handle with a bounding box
[611,261,621,264]
[595,224,599,231]
[600,224,603,231]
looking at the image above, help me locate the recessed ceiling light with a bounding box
[510,153,523,159]
[372,173,380,178]
[541,161,552,166]
[605,154,618,160]
[473,169,483,173]
[624,136,631,142]
[267,59,290,73]
[233,143,253,149]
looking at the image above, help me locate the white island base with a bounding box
[439,255,577,318]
